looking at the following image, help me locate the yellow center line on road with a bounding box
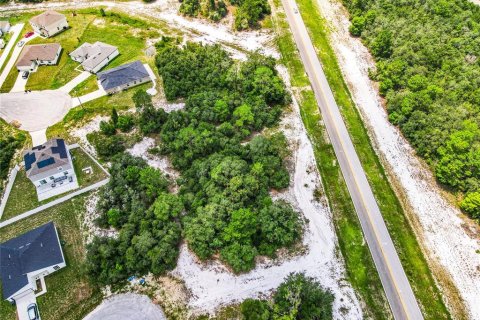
[283,0,419,318]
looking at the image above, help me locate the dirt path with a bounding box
[315,0,480,318]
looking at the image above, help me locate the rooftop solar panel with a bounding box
[37,157,55,169]
[51,139,68,159]
[24,153,36,171]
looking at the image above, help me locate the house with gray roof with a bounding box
[70,41,119,73]
[29,10,68,38]
[97,60,152,94]
[0,20,10,34]
[0,222,66,303]
[23,138,78,201]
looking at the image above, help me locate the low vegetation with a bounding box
[343,0,480,221]
[0,121,26,194]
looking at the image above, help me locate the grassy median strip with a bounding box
[271,0,451,318]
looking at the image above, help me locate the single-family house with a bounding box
[23,138,78,201]
[29,10,68,38]
[97,60,152,94]
[70,41,119,73]
[0,222,66,303]
[16,43,62,72]
[0,20,10,34]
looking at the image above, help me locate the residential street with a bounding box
[280,0,423,319]
[83,294,165,320]
[0,90,71,131]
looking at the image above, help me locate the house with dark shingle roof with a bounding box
[0,222,66,302]
[97,60,152,94]
[23,138,78,201]
[29,10,68,38]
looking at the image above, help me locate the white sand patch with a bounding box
[127,137,180,182]
[171,65,362,319]
[153,101,185,113]
[83,192,118,244]
[70,115,109,156]
[316,0,480,317]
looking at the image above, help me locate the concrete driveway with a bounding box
[0,32,38,88]
[14,291,38,320]
[83,293,165,320]
[0,90,71,131]
[11,72,28,92]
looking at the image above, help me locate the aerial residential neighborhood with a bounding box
[0,1,480,320]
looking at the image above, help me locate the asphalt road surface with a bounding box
[83,293,166,320]
[280,0,424,319]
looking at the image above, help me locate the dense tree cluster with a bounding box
[343,0,480,220]
[179,0,227,22]
[86,42,301,281]
[0,133,26,193]
[86,108,135,160]
[240,273,334,320]
[153,42,302,272]
[178,0,269,30]
[86,154,182,284]
[233,0,271,30]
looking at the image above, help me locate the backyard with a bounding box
[0,193,103,320]
[0,147,108,221]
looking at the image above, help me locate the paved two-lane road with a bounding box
[280,0,423,319]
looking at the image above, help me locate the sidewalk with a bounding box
[58,71,92,93]
[71,86,107,108]
[0,23,23,71]
[10,72,28,92]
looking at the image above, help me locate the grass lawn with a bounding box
[271,0,453,319]
[0,147,108,221]
[0,193,103,320]
[0,8,159,92]
[70,74,99,96]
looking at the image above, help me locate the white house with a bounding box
[16,43,62,72]
[0,222,66,303]
[23,138,78,201]
[29,10,68,38]
[70,41,119,73]
[0,20,10,34]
